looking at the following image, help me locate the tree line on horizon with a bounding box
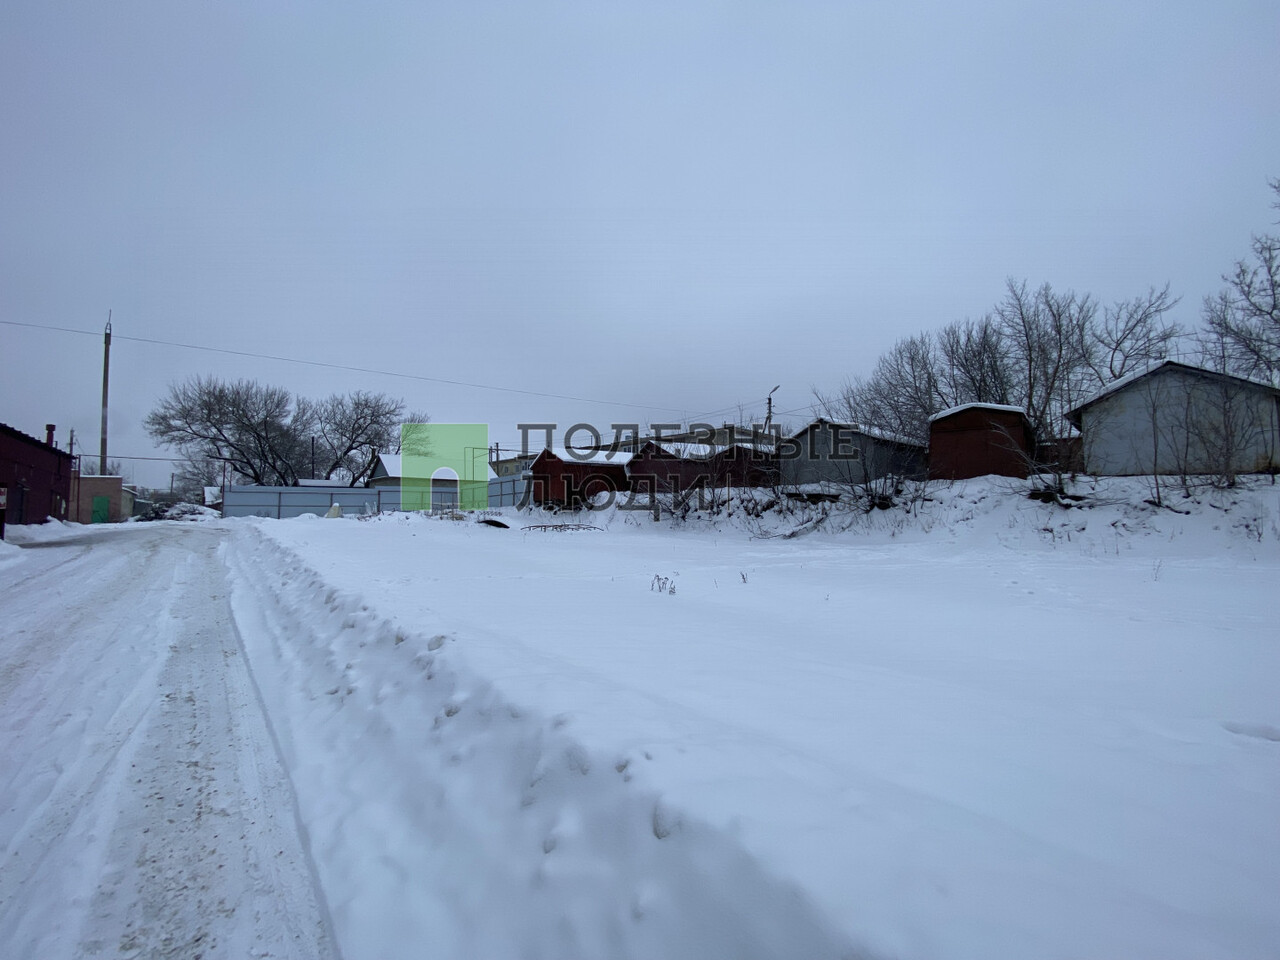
[816,179,1280,449]
[146,180,1278,491]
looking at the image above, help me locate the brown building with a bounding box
[526,448,631,508]
[626,441,776,494]
[928,403,1034,480]
[0,422,73,526]
[73,473,136,523]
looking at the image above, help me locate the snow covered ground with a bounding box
[2,477,1277,959]
[0,524,335,958]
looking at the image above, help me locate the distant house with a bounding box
[928,404,1034,480]
[491,452,536,477]
[781,418,925,489]
[369,452,461,510]
[370,452,523,510]
[1065,360,1280,477]
[367,454,404,488]
[1,422,73,525]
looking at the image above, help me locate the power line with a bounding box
[74,454,190,463]
[3,318,762,419]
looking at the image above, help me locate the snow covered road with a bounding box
[0,525,337,959]
[3,480,1278,960]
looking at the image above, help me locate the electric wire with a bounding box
[2,318,769,422]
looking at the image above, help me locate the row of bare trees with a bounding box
[818,179,1280,456]
[146,376,427,487]
[818,280,1182,446]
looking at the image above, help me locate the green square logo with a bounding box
[401,423,489,511]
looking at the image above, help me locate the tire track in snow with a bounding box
[0,524,339,960]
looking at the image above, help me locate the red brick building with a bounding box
[1,422,74,524]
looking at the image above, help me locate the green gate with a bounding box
[91,496,110,523]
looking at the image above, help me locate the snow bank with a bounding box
[0,537,23,568]
[569,473,1280,560]
[229,477,1280,959]
[1,518,84,544]
[224,530,862,960]
[159,502,221,521]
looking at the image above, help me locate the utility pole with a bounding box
[100,312,112,475]
[765,384,780,433]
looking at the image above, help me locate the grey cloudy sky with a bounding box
[3,1,1278,488]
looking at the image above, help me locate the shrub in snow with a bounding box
[162,502,221,521]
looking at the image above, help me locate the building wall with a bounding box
[782,422,925,487]
[73,474,134,523]
[1081,368,1280,476]
[0,424,73,523]
[627,444,778,495]
[929,409,1033,480]
[527,451,630,507]
[491,456,533,478]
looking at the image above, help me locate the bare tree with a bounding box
[313,391,408,485]
[172,456,225,499]
[1090,284,1182,381]
[995,279,1099,442]
[146,376,412,486]
[831,333,946,445]
[80,458,126,477]
[1203,179,1280,382]
[395,412,436,464]
[936,316,1012,409]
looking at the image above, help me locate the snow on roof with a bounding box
[1065,359,1280,423]
[376,453,497,481]
[536,447,635,465]
[790,417,926,448]
[928,402,1028,423]
[643,441,721,459]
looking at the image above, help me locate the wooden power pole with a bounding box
[100,313,111,475]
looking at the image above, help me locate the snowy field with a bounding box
[2,477,1277,960]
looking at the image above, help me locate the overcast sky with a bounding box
[3,1,1278,488]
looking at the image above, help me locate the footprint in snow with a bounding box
[1222,721,1280,742]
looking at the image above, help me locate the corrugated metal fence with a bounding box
[222,477,529,519]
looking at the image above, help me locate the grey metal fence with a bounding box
[221,477,528,518]
[221,485,401,519]
[488,476,528,507]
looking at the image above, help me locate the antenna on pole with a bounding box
[100,311,112,475]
